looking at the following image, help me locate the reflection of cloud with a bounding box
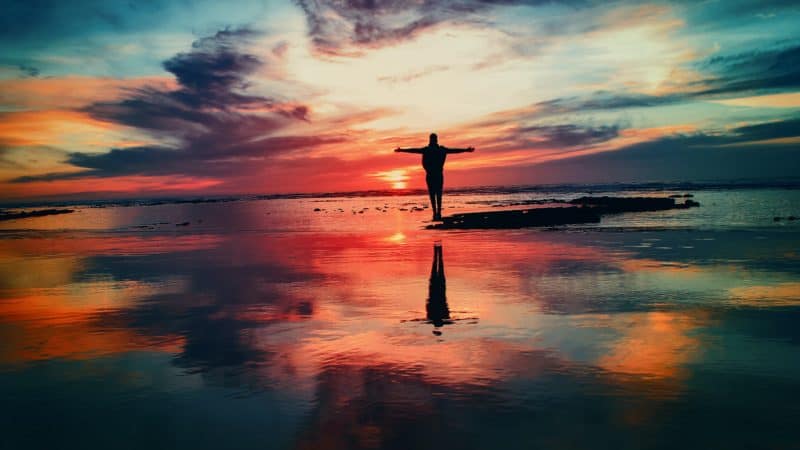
[0,227,778,413]
[729,282,800,306]
[0,281,176,325]
[0,320,184,364]
[1,222,774,449]
[0,234,224,258]
[0,280,186,363]
[0,234,226,363]
[0,254,84,290]
[0,234,225,291]
[285,332,553,388]
[597,312,702,382]
[618,258,702,275]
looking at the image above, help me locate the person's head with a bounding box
[429,133,438,146]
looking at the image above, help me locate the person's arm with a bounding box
[444,146,475,154]
[394,147,426,154]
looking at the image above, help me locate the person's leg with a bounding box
[435,190,443,220]
[426,175,437,220]
[434,174,443,220]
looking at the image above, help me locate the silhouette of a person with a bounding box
[426,242,451,334]
[395,133,475,221]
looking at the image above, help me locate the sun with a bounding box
[371,169,410,190]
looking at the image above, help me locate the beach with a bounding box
[1,185,799,449]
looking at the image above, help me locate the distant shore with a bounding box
[1,179,797,210]
[0,209,74,222]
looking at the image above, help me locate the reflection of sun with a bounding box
[370,169,409,189]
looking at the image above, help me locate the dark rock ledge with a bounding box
[428,196,700,229]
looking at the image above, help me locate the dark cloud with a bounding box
[731,117,800,141]
[691,43,800,97]
[86,29,284,120]
[0,146,24,169]
[518,124,620,147]
[294,0,437,55]
[294,0,589,55]
[17,64,40,77]
[520,117,800,184]
[161,29,264,100]
[15,29,343,184]
[13,134,344,182]
[377,64,450,83]
[532,92,683,117]
[524,42,800,120]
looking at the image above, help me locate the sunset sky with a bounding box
[1,0,799,200]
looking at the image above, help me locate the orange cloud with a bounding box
[0,75,175,110]
[712,92,800,108]
[0,109,117,141]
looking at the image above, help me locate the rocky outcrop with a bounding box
[429,196,700,230]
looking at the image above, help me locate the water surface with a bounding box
[1,187,799,449]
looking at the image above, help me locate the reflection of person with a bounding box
[426,242,451,334]
[395,133,475,221]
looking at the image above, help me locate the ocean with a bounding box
[1,183,799,449]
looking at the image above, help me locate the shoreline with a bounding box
[0,208,74,222]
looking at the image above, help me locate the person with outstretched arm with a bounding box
[395,133,475,221]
